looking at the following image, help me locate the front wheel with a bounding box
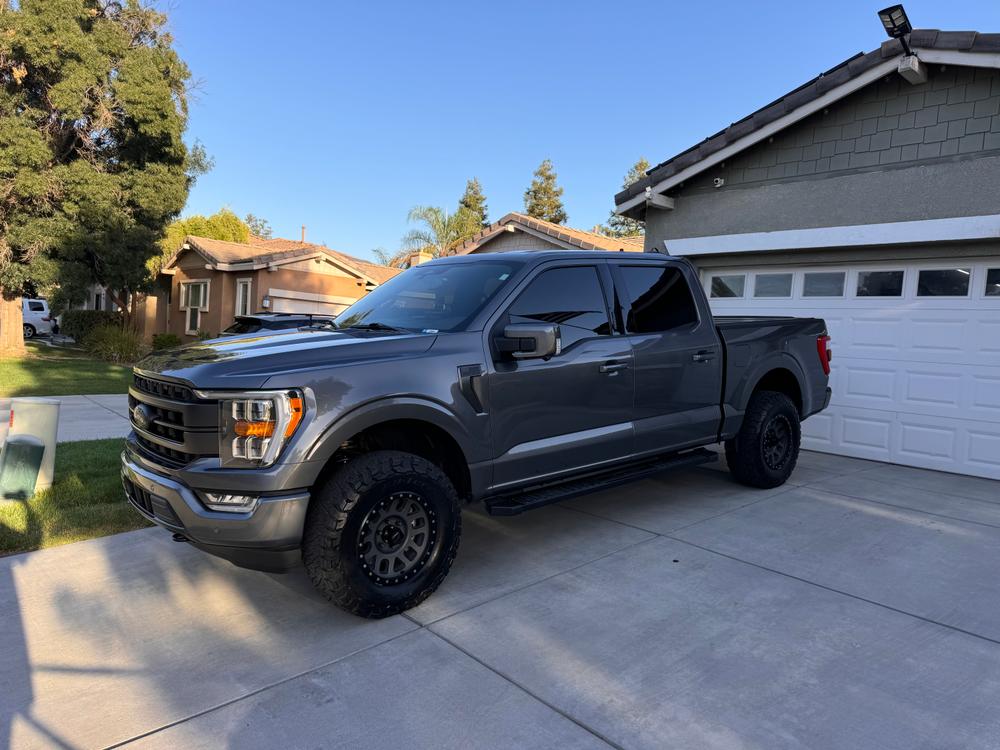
[725,390,801,488]
[302,450,461,618]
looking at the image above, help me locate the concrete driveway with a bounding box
[3,450,1000,749]
[1,395,131,444]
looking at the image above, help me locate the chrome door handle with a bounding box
[600,362,629,374]
[692,351,717,363]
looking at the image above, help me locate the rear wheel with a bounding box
[725,390,801,488]
[303,450,461,618]
[23,324,35,339]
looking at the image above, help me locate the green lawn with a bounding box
[0,438,149,555]
[0,341,132,397]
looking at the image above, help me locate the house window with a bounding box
[857,270,904,297]
[754,273,793,298]
[803,272,845,297]
[235,278,252,316]
[917,268,970,297]
[181,280,209,334]
[619,266,698,333]
[94,291,104,310]
[710,274,745,298]
[987,269,1000,297]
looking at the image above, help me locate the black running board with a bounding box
[484,448,717,516]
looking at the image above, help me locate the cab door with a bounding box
[610,261,723,454]
[484,263,635,490]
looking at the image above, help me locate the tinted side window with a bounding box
[619,266,698,333]
[508,266,611,349]
[28,301,44,312]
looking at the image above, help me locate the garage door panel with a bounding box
[844,366,896,402]
[706,258,1000,479]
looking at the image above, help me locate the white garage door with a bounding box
[703,258,1000,479]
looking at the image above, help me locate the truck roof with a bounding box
[428,249,666,265]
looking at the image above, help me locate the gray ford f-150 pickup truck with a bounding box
[122,250,832,617]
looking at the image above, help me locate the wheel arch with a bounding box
[305,398,475,500]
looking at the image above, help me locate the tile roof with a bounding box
[456,212,645,255]
[615,29,1000,209]
[180,235,401,284]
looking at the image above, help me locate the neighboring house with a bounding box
[457,212,645,254]
[160,235,401,338]
[66,283,119,313]
[614,28,1000,480]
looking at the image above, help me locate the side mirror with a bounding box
[496,323,560,360]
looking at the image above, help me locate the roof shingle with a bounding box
[457,212,645,255]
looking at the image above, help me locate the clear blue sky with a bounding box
[164,0,1000,261]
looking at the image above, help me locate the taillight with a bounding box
[816,335,832,376]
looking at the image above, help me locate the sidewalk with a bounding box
[0,394,131,444]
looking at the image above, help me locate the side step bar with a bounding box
[484,448,718,517]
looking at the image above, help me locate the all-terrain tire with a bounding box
[725,390,801,489]
[302,450,461,618]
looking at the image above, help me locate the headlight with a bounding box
[215,390,304,467]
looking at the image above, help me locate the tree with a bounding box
[523,159,567,225]
[598,158,650,238]
[401,205,480,261]
[154,208,251,276]
[0,0,199,354]
[458,178,489,228]
[245,213,273,239]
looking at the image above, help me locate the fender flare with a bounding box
[733,352,810,414]
[304,396,476,467]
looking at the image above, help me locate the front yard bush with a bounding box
[61,309,122,342]
[151,332,182,350]
[83,324,149,364]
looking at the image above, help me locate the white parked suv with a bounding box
[22,298,56,338]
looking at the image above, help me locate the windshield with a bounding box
[334,261,522,333]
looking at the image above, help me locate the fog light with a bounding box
[203,492,259,513]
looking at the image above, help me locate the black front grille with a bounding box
[129,373,219,468]
[134,373,197,402]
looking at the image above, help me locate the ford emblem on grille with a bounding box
[132,403,153,431]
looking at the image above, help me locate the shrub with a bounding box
[151,332,182,350]
[83,324,149,364]
[196,328,214,340]
[61,310,122,343]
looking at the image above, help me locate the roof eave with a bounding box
[615,42,1000,218]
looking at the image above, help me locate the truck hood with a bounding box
[135,329,437,390]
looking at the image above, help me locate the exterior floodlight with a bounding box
[878,5,913,53]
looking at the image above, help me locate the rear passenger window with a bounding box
[619,266,698,333]
[710,274,745,298]
[917,268,970,297]
[28,301,44,312]
[857,270,904,297]
[508,266,611,349]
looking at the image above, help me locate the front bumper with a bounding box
[121,450,309,572]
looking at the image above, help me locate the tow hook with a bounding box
[172,533,190,543]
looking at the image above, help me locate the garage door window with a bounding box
[857,270,903,297]
[710,274,745,298]
[987,269,1000,297]
[803,272,845,297]
[754,273,793,298]
[917,268,970,297]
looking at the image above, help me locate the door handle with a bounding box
[600,362,630,374]
[692,350,717,363]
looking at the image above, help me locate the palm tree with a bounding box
[401,205,480,260]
